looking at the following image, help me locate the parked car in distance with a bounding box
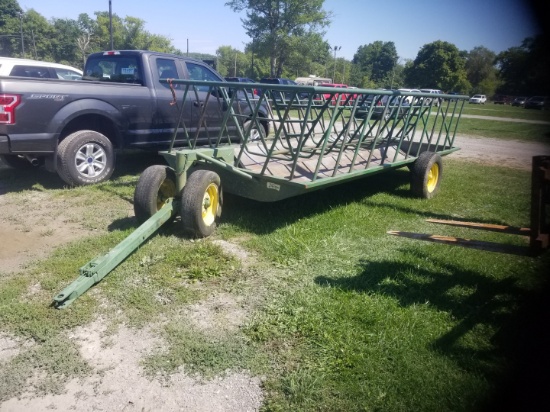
[398,88,421,104]
[0,57,82,80]
[317,83,358,104]
[355,93,410,120]
[469,94,487,104]
[524,96,549,110]
[446,91,461,102]
[493,94,512,105]
[295,75,332,86]
[259,77,307,100]
[419,88,443,106]
[259,77,297,86]
[225,76,258,96]
[511,96,527,107]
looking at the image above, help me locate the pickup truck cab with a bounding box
[0,50,269,186]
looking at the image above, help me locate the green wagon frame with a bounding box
[53,81,469,308]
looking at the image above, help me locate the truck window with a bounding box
[185,62,221,91]
[157,59,179,88]
[84,56,142,84]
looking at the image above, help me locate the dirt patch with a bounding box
[450,134,550,170]
[1,320,263,412]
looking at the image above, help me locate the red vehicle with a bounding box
[319,83,357,105]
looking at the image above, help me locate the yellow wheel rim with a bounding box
[156,179,176,210]
[201,183,219,226]
[426,163,439,193]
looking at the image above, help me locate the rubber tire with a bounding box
[134,165,178,224]
[180,170,222,238]
[0,154,39,169]
[57,130,115,186]
[243,120,266,141]
[410,151,443,199]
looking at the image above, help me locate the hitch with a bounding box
[53,200,178,309]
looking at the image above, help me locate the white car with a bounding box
[469,94,487,104]
[420,88,443,106]
[398,88,421,104]
[0,57,82,80]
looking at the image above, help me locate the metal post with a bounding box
[332,45,341,83]
[109,0,113,49]
[19,12,24,57]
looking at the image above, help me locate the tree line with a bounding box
[1,0,547,97]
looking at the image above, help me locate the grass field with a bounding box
[0,110,549,410]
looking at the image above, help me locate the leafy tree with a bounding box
[284,32,330,80]
[495,35,550,95]
[404,40,470,92]
[216,45,249,77]
[0,0,23,56]
[225,0,331,77]
[93,11,124,51]
[465,46,498,94]
[352,41,398,87]
[51,18,82,67]
[0,0,20,29]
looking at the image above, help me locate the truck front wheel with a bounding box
[57,130,115,186]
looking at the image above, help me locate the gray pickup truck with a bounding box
[0,50,270,185]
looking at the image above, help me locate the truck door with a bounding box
[151,57,192,147]
[183,61,232,144]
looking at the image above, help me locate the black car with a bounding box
[511,96,527,107]
[259,77,308,100]
[225,77,258,97]
[524,96,549,110]
[355,94,411,120]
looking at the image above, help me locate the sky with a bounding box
[18,0,542,61]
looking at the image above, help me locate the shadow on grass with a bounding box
[0,150,165,195]
[314,249,550,411]
[0,163,64,193]
[220,168,411,234]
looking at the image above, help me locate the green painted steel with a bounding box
[160,79,468,201]
[52,200,178,309]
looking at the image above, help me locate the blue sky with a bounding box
[19,0,541,61]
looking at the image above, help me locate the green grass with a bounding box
[461,103,550,122]
[0,114,549,409]
[455,103,550,141]
[457,117,550,141]
[225,161,548,411]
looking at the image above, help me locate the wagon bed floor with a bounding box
[236,140,400,182]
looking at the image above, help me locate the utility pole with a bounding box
[109,0,113,49]
[19,12,25,57]
[331,45,341,83]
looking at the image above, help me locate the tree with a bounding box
[216,45,249,77]
[0,0,23,56]
[284,32,330,80]
[51,18,82,67]
[495,35,550,95]
[225,0,331,77]
[352,41,398,87]
[404,40,470,93]
[465,46,498,94]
